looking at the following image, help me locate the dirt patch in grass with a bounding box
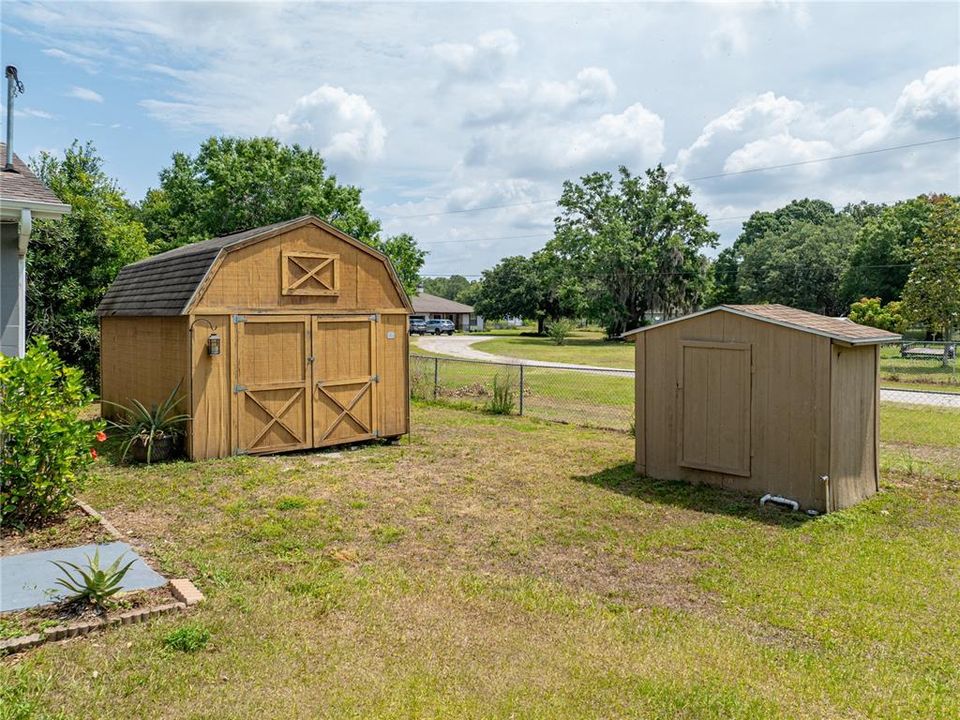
[0,506,112,557]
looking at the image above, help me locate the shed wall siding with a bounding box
[100,316,190,418]
[192,226,405,314]
[642,310,830,510]
[829,343,878,509]
[189,314,231,460]
[378,313,410,437]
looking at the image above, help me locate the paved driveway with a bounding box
[414,334,631,373]
[414,334,958,407]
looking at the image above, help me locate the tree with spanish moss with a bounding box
[548,165,716,336]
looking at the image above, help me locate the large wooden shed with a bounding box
[97,215,411,459]
[625,304,900,512]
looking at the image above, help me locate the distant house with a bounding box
[0,144,71,357]
[411,292,483,331]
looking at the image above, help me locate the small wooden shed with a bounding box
[624,304,900,512]
[97,216,411,459]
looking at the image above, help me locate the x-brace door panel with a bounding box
[312,317,379,446]
[233,315,312,454]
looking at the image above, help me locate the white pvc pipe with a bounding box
[759,493,800,512]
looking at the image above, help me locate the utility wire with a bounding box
[420,263,915,279]
[384,136,960,220]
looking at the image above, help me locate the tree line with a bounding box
[24,137,959,388]
[468,172,959,341]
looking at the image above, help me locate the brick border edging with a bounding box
[0,579,204,656]
[74,498,124,540]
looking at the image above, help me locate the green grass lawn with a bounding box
[474,331,635,369]
[3,404,959,719]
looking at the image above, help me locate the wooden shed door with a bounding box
[312,316,379,446]
[678,340,752,477]
[233,316,312,454]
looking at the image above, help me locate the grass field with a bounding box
[3,404,959,719]
[474,330,635,369]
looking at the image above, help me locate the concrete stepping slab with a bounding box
[0,541,166,612]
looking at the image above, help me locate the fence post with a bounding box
[519,364,524,415]
[433,356,439,400]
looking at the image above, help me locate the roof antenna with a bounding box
[5,65,24,172]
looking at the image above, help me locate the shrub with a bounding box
[547,318,576,346]
[0,338,104,529]
[848,297,907,333]
[50,548,135,610]
[106,382,190,464]
[486,373,516,415]
[163,623,211,653]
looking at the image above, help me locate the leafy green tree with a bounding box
[708,199,837,305]
[901,195,960,347]
[28,141,149,384]
[550,165,716,336]
[848,297,907,333]
[841,196,936,305]
[473,256,541,327]
[420,275,474,301]
[368,233,426,296]
[139,136,424,292]
[738,215,858,315]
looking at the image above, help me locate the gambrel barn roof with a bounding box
[97,216,412,316]
[623,304,901,345]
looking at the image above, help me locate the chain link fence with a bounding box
[410,354,634,432]
[412,344,959,479]
[878,341,959,481]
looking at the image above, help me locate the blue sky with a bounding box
[2,1,958,277]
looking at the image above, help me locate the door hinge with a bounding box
[371,374,380,383]
[233,314,246,324]
[234,384,247,393]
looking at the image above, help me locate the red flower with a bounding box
[96,431,107,442]
[90,448,98,459]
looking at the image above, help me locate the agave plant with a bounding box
[106,382,190,464]
[50,548,136,610]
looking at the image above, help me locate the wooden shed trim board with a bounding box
[622,304,901,346]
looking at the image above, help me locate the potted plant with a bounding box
[106,383,190,464]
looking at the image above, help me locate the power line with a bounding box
[686,136,960,182]
[383,136,960,220]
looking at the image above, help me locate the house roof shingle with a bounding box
[623,303,901,345]
[98,216,412,317]
[412,292,474,314]
[0,143,70,209]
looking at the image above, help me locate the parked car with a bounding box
[409,318,427,335]
[424,318,455,335]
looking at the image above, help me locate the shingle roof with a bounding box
[97,216,413,316]
[623,303,901,345]
[412,292,474,314]
[0,143,69,207]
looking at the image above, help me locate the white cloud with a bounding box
[892,65,960,130]
[271,86,386,163]
[42,47,97,72]
[66,86,103,102]
[15,107,54,120]
[532,67,617,111]
[705,19,749,58]
[432,29,519,80]
[468,101,665,177]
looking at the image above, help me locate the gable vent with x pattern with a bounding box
[281,251,340,296]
